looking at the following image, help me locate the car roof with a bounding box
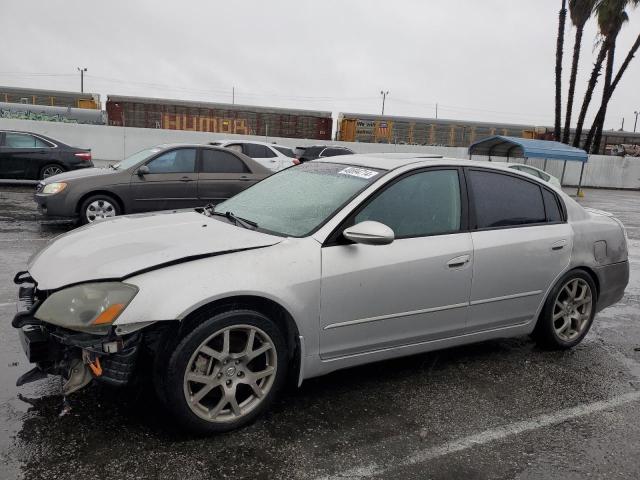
[210,139,289,148]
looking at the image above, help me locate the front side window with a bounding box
[146,148,196,174]
[201,149,249,173]
[5,133,51,148]
[215,162,384,237]
[355,170,461,238]
[469,170,546,228]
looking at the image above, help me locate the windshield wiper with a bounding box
[203,204,258,230]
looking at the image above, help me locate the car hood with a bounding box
[28,211,283,290]
[43,167,120,183]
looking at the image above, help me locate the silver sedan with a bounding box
[13,155,629,434]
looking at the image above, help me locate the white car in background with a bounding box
[507,163,561,187]
[210,140,298,172]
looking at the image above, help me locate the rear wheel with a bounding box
[79,194,120,224]
[158,309,287,434]
[533,270,596,349]
[39,164,65,179]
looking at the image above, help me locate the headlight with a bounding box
[35,282,138,335]
[42,182,67,194]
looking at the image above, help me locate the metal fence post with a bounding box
[577,161,586,197]
[560,160,568,185]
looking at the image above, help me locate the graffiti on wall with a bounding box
[162,114,250,134]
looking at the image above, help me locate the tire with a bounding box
[533,270,597,350]
[157,309,288,434]
[79,194,121,224]
[39,164,65,180]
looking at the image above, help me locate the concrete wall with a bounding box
[1,118,639,190]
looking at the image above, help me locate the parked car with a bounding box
[34,144,270,224]
[209,140,298,171]
[296,145,354,162]
[13,156,628,434]
[0,130,92,180]
[506,163,561,187]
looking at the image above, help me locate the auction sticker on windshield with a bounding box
[338,167,379,179]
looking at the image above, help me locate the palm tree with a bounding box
[555,0,568,140]
[562,0,597,144]
[586,0,640,152]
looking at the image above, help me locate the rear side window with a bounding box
[243,143,276,158]
[542,188,563,222]
[468,170,546,228]
[5,133,51,148]
[201,149,249,173]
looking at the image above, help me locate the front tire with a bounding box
[533,270,597,349]
[39,164,65,179]
[158,309,288,434]
[79,194,120,224]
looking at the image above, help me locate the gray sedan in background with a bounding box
[14,156,629,434]
[34,144,270,223]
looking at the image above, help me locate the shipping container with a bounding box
[0,102,104,124]
[106,95,332,140]
[0,86,100,110]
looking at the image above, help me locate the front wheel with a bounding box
[159,309,288,434]
[40,164,65,179]
[79,194,120,224]
[533,270,597,349]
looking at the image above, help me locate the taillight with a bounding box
[293,158,301,165]
[74,152,92,161]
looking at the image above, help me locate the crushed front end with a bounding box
[13,271,147,395]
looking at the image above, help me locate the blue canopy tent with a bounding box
[468,136,589,195]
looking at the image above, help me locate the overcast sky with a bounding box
[2,0,639,131]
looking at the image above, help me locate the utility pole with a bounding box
[380,90,389,116]
[621,117,625,131]
[436,103,438,119]
[77,67,87,93]
[232,87,235,105]
[634,111,639,133]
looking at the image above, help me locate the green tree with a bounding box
[562,0,597,144]
[583,0,638,152]
[555,0,568,140]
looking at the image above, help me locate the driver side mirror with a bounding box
[343,221,395,246]
[136,165,150,177]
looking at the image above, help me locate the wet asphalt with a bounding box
[0,186,638,480]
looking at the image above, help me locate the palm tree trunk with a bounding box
[583,32,640,153]
[584,39,616,152]
[572,41,608,147]
[563,26,584,144]
[555,0,568,140]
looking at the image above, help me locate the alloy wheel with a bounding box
[85,199,116,222]
[183,324,278,423]
[552,278,593,341]
[41,166,63,179]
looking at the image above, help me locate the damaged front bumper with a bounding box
[13,273,142,395]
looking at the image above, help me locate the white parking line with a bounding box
[317,390,640,480]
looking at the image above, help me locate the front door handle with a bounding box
[239,176,251,181]
[180,176,193,182]
[551,239,567,251]
[447,254,470,268]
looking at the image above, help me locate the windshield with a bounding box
[113,147,162,170]
[214,162,385,237]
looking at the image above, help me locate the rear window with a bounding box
[273,146,296,158]
[468,170,546,228]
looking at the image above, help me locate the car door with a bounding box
[129,147,198,212]
[197,148,258,204]
[0,132,52,179]
[319,168,473,359]
[465,168,572,331]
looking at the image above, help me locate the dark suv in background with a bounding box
[295,145,354,162]
[0,130,92,180]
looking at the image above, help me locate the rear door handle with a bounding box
[551,239,567,251]
[180,176,193,182]
[447,254,470,268]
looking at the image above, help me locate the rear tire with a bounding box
[79,194,121,224]
[156,309,288,434]
[39,164,65,180]
[533,270,597,350]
